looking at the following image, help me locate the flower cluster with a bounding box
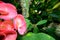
[0,1,26,40]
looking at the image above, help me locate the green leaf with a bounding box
[52,2,60,9]
[25,19,33,31]
[25,19,31,28]
[33,27,39,33]
[36,20,47,25]
[22,33,55,40]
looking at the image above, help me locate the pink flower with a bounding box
[13,14,27,35]
[0,30,17,40]
[0,1,17,20]
[0,20,17,40]
[0,1,27,40]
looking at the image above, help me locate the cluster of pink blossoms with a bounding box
[0,1,26,40]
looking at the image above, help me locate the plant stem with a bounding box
[20,0,31,18]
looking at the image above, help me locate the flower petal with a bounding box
[0,20,14,31]
[0,1,17,20]
[4,30,17,40]
[13,14,26,35]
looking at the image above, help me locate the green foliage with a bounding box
[52,2,60,9]
[36,20,47,25]
[25,19,33,31]
[33,27,39,33]
[22,33,55,40]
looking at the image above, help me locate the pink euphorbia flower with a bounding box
[0,20,17,40]
[0,1,17,20]
[13,14,26,35]
[0,1,27,40]
[0,30,17,40]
